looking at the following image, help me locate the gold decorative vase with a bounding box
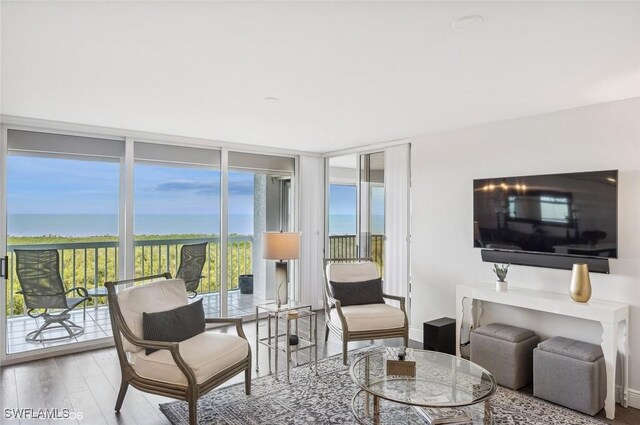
[570,263,592,303]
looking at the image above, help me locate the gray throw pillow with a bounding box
[142,299,205,355]
[329,278,385,307]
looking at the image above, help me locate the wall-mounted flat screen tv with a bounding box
[473,170,618,258]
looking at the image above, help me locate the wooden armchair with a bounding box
[105,273,251,425]
[322,258,408,365]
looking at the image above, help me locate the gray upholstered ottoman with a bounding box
[470,323,540,389]
[533,336,606,416]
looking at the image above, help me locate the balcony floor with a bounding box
[5,290,269,355]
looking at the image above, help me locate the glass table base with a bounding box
[351,389,493,425]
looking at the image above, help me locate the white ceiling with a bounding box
[1,1,639,153]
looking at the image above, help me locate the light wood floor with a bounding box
[1,313,638,425]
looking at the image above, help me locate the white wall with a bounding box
[410,98,640,391]
[298,155,325,309]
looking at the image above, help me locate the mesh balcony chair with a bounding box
[105,273,251,425]
[176,242,207,297]
[14,249,90,343]
[323,258,408,365]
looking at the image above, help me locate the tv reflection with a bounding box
[473,170,617,258]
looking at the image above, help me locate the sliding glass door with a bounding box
[326,152,384,272]
[227,152,295,317]
[326,154,358,259]
[0,128,297,363]
[134,142,221,317]
[2,130,123,356]
[359,152,385,274]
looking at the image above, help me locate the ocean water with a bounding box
[329,214,356,235]
[8,214,250,237]
[8,213,383,237]
[329,214,384,235]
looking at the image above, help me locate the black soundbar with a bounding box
[480,249,610,274]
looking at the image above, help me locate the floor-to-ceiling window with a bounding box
[326,152,384,273]
[227,152,295,315]
[326,154,358,259]
[132,148,296,318]
[359,152,385,274]
[134,142,222,317]
[3,130,123,355]
[0,128,297,363]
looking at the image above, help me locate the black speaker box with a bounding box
[423,317,456,355]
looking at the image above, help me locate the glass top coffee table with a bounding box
[350,348,497,424]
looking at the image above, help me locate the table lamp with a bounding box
[262,231,300,307]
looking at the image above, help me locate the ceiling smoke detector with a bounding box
[451,15,484,31]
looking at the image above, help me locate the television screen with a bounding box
[473,170,618,258]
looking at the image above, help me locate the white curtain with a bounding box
[298,155,325,309]
[383,143,411,301]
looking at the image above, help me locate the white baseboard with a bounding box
[409,326,423,344]
[625,387,640,409]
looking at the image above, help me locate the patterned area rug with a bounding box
[159,346,607,424]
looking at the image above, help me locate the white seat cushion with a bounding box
[130,331,249,386]
[326,262,379,283]
[118,278,188,353]
[330,303,405,332]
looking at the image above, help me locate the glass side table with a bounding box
[255,301,318,383]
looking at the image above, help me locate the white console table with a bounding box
[456,283,629,420]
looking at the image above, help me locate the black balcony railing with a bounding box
[133,236,252,292]
[327,234,384,275]
[5,236,253,317]
[6,234,385,317]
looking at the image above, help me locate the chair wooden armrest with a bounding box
[324,292,348,330]
[382,293,406,311]
[129,337,180,352]
[118,318,196,386]
[116,313,178,352]
[325,293,341,309]
[325,293,346,316]
[205,317,247,340]
[104,274,251,424]
[106,273,171,289]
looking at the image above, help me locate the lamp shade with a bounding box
[262,232,300,260]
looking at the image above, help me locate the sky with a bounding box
[7,156,382,235]
[134,162,254,216]
[7,156,120,214]
[329,184,384,234]
[7,156,254,215]
[329,185,385,215]
[329,185,357,215]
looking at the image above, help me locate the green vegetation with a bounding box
[493,263,510,282]
[5,234,384,316]
[326,234,385,276]
[6,234,252,316]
